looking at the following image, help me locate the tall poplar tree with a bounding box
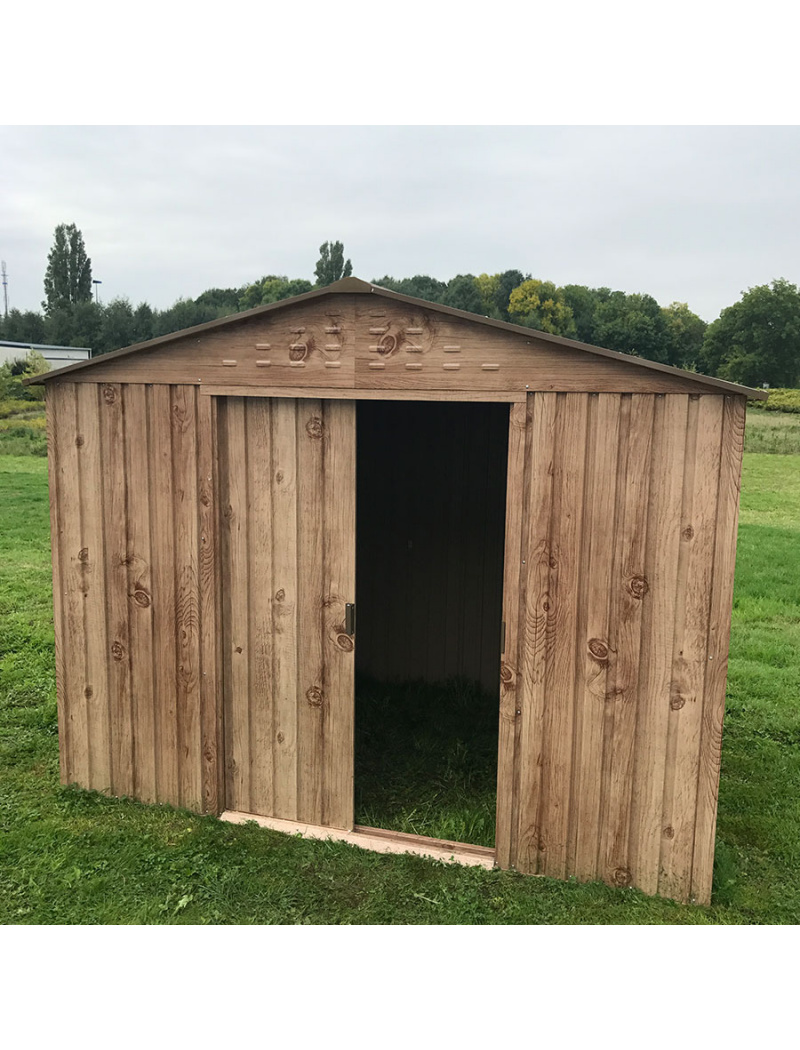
[314,241,352,286]
[42,223,93,313]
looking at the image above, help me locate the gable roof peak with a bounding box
[322,276,375,293]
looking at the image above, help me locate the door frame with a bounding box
[205,386,526,866]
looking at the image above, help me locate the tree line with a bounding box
[2,226,798,388]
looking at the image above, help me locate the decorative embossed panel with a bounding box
[62,291,715,395]
[63,296,357,388]
[353,298,712,393]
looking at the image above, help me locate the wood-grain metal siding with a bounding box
[48,293,722,396]
[46,371,745,904]
[496,391,745,903]
[46,381,220,812]
[217,397,356,829]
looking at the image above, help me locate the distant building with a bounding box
[0,340,91,370]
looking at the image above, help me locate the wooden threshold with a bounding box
[201,386,527,403]
[219,811,497,869]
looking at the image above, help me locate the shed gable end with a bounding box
[53,293,715,395]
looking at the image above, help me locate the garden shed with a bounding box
[33,276,765,904]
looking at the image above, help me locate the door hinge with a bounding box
[345,603,356,636]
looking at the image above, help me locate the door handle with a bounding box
[345,603,355,636]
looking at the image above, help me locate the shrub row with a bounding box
[757,389,800,413]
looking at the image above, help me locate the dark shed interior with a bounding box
[354,401,509,844]
[355,400,510,692]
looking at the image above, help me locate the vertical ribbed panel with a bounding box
[45,382,221,812]
[218,397,356,830]
[500,392,745,903]
[46,381,745,902]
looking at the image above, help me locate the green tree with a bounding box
[372,275,449,304]
[561,285,612,344]
[0,349,49,401]
[239,275,313,311]
[699,279,800,387]
[43,306,75,348]
[493,269,526,320]
[475,273,501,317]
[508,279,577,337]
[100,298,136,352]
[593,291,668,362]
[70,301,103,350]
[443,274,483,314]
[152,298,221,339]
[0,308,46,344]
[133,303,155,344]
[474,270,527,319]
[662,301,707,369]
[314,242,353,286]
[42,223,93,314]
[194,287,243,313]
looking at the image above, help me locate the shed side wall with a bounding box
[46,381,221,812]
[497,392,745,904]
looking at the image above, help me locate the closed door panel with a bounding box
[218,396,356,829]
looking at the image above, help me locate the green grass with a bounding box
[355,677,498,847]
[1,451,800,923]
[745,406,800,455]
[0,401,46,456]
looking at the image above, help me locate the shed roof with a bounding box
[27,276,766,398]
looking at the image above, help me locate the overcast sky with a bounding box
[2,125,799,322]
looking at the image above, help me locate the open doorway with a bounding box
[355,400,509,848]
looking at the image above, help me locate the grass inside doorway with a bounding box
[354,677,499,849]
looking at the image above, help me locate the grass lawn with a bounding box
[744,406,800,454]
[1,446,799,924]
[0,401,47,457]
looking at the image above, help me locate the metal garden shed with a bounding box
[33,276,764,903]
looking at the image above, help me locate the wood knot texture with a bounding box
[494,390,740,905]
[306,686,324,707]
[588,638,609,662]
[305,416,324,439]
[627,574,649,600]
[102,385,117,405]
